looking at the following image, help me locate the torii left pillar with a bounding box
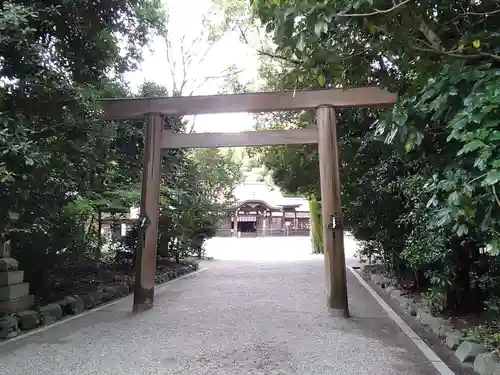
[133,113,163,312]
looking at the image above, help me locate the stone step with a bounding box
[0,295,34,315]
[0,270,24,286]
[0,282,30,301]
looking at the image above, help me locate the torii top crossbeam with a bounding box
[99,87,397,120]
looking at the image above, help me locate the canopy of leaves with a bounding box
[250,0,500,315]
[156,145,243,261]
[1,0,165,276]
[0,0,238,300]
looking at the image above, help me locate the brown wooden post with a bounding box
[317,105,349,317]
[133,113,163,313]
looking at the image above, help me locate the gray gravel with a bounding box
[0,241,439,375]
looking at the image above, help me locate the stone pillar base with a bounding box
[0,295,34,316]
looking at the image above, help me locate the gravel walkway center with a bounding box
[0,237,440,375]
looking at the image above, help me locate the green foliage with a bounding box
[466,322,500,355]
[250,0,500,317]
[0,0,241,300]
[156,146,242,262]
[422,289,446,316]
[0,0,166,294]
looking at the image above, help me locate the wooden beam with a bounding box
[100,87,397,120]
[161,129,318,149]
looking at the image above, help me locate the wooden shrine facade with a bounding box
[217,199,311,237]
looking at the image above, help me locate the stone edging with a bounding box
[365,271,500,375]
[0,263,199,342]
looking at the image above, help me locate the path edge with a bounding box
[348,266,456,375]
[0,267,209,347]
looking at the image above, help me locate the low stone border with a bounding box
[0,262,199,341]
[364,268,499,375]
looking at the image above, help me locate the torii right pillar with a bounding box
[317,105,349,317]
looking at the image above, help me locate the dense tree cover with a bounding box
[0,0,242,300]
[155,146,242,262]
[248,0,500,317]
[1,0,167,297]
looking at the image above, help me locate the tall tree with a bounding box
[0,0,167,295]
[250,0,500,315]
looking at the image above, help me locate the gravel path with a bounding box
[0,237,439,375]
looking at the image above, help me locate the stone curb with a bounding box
[365,270,497,375]
[0,263,200,342]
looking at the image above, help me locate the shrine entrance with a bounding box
[99,87,397,317]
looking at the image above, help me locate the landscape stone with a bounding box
[55,299,70,314]
[397,297,410,309]
[102,285,117,296]
[388,278,396,287]
[389,289,411,309]
[116,284,129,297]
[492,364,500,375]
[416,307,432,325]
[89,290,103,306]
[407,302,417,316]
[103,284,128,298]
[114,275,133,290]
[416,310,449,337]
[98,269,114,283]
[430,320,453,337]
[78,293,96,309]
[0,294,34,315]
[155,274,166,284]
[385,286,396,294]
[0,282,30,301]
[63,296,84,315]
[474,353,498,375]
[445,329,464,350]
[102,291,114,302]
[390,289,402,299]
[378,276,392,288]
[0,257,18,272]
[0,270,24,286]
[40,312,57,325]
[455,341,488,363]
[113,274,127,283]
[16,310,40,330]
[0,315,19,339]
[38,303,63,325]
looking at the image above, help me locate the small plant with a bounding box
[422,288,446,315]
[465,321,500,356]
[484,297,500,314]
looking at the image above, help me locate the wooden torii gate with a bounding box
[100,87,397,317]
